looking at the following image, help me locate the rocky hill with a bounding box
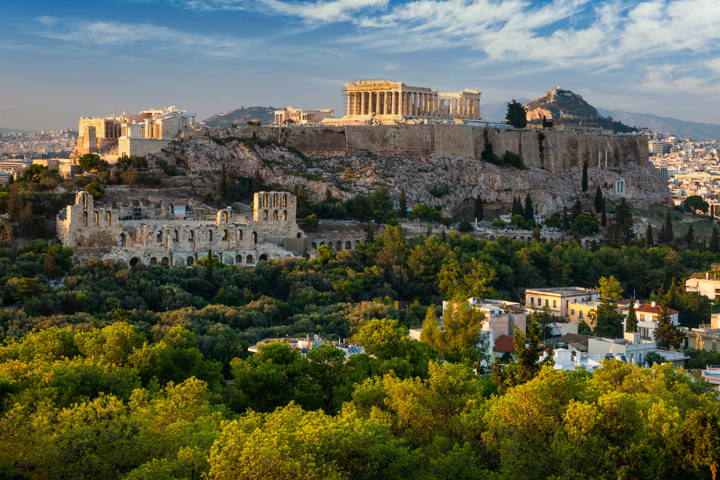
[524,87,635,133]
[150,128,669,217]
[200,106,276,127]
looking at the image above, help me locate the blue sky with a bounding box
[2,0,719,130]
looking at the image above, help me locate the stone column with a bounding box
[347,94,352,117]
[361,92,366,116]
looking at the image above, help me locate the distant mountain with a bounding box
[200,106,276,128]
[597,108,720,141]
[523,87,635,133]
[0,126,28,134]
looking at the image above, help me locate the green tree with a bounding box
[594,185,603,213]
[710,226,720,253]
[430,301,486,361]
[596,275,623,300]
[590,299,624,338]
[655,305,684,349]
[524,194,534,220]
[474,195,484,221]
[581,161,588,193]
[686,224,696,249]
[505,99,527,128]
[683,195,709,213]
[513,312,544,384]
[85,182,105,198]
[626,300,638,333]
[78,153,107,173]
[398,188,407,218]
[664,210,674,243]
[645,223,654,248]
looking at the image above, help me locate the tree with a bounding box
[590,299,624,338]
[664,210,674,243]
[398,188,407,218]
[710,226,720,253]
[596,275,623,300]
[626,300,638,333]
[423,301,486,361]
[513,312,543,384]
[571,195,583,219]
[646,224,654,248]
[85,182,105,198]
[686,225,696,249]
[505,99,527,128]
[655,305,683,349]
[512,197,523,217]
[613,198,634,245]
[524,194,534,220]
[474,195,484,221]
[683,195,709,214]
[601,199,607,227]
[78,153,107,173]
[594,186,603,213]
[581,161,588,193]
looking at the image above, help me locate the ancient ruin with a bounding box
[339,80,481,122]
[273,107,335,125]
[56,190,322,266]
[74,106,195,158]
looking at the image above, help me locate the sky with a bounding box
[1,0,720,131]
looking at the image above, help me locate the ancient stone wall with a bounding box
[118,138,173,158]
[188,124,648,171]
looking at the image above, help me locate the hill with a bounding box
[597,108,720,141]
[200,106,276,127]
[523,87,635,133]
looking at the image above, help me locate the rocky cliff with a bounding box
[151,127,670,217]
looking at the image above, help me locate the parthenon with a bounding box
[342,80,481,122]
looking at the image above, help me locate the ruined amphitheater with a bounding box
[57,190,360,265]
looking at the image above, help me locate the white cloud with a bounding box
[166,0,389,21]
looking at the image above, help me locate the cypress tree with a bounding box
[524,194,534,220]
[659,223,666,244]
[601,200,607,227]
[512,197,523,217]
[594,185,603,213]
[664,210,674,243]
[645,223,654,248]
[474,195,484,221]
[710,226,720,253]
[571,195,583,219]
[581,161,588,193]
[625,300,638,333]
[686,225,696,249]
[562,207,570,230]
[398,188,407,218]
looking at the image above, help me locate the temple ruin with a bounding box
[339,80,481,123]
[273,107,335,125]
[56,190,319,266]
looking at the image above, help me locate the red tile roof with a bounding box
[494,334,515,353]
[635,304,679,315]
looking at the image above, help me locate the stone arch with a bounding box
[129,257,141,267]
[252,232,257,244]
[161,257,169,266]
[149,257,157,265]
[83,211,88,226]
[222,229,228,241]
[246,254,254,264]
[105,211,112,226]
[174,229,179,242]
[283,194,287,207]
[263,210,268,221]
[273,210,278,221]
[336,241,342,250]
[320,241,326,246]
[94,211,99,225]
[189,230,195,242]
[222,211,229,223]
[259,253,268,262]
[283,210,287,221]
[346,241,352,250]
[119,233,127,247]
[236,254,243,264]
[273,193,278,207]
[263,193,268,207]
[187,256,194,266]
[81,192,88,207]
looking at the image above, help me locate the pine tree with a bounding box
[524,194,534,220]
[626,300,638,333]
[664,210,674,243]
[710,226,720,253]
[398,188,407,218]
[474,195,484,221]
[645,224,654,248]
[571,195,583,219]
[655,305,683,349]
[594,185,604,213]
[505,99,527,128]
[581,161,588,193]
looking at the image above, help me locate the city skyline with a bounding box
[2,0,719,131]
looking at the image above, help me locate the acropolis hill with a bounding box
[149,123,669,216]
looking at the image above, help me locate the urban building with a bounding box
[524,287,599,318]
[685,272,720,300]
[620,302,679,341]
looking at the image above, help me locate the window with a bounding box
[530,298,535,306]
[579,311,583,320]
[553,300,557,308]
[273,210,278,221]
[545,299,549,307]
[571,309,575,316]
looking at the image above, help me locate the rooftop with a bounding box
[525,287,597,296]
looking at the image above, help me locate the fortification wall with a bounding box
[118,138,173,158]
[188,124,648,171]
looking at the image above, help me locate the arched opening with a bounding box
[222,211,229,223]
[273,193,278,207]
[129,257,140,267]
[82,193,88,207]
[149,257,157,265]
[161,257,169,266]
[105,211,111,226]
[252,232,257,244]
[238,230,244,241]
[283,210,287,221]
[82,211,88,226]
[336,241,342,250]
[174,230,179,242]
[297,232,302,238]
[283,194,287,207]
[156,231,163,243]
[263,193,268,207]
[273,211,278,221]
[236,254,243,264]
[263,210,268,221]
[189,230,195,242]
[222,229,228,241]
[259,254,268,262]
[187,256,194,266]
[346,241,352,250]
[246,255,254,264]
[119,234,127,247]
[320,241,326,246]
[94,211,99,225]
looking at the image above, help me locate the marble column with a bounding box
[361,92,366,115]
[346,94,352,116]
